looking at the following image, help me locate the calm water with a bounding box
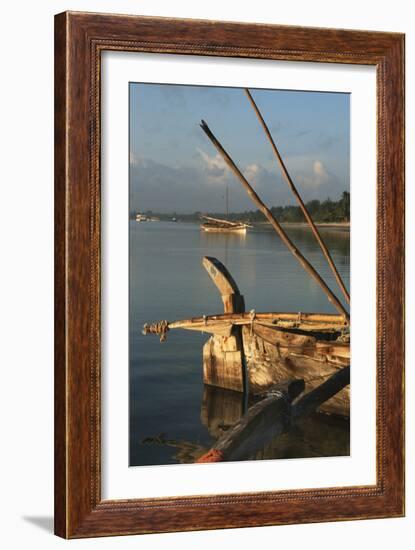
[129,222,350,466]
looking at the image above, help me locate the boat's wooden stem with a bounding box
[199,119,350,323]
[202,256,245,314]
[201,256,247,392]
[244,89,350,305]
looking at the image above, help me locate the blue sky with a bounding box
[130,83,350,213]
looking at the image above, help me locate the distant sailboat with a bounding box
[200,184,250,234]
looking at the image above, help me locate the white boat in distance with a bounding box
[200,184,251,233]
[200,215,251,234]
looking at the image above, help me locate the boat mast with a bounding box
[226,183,229,219]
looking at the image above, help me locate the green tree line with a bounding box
[132,191,350,224]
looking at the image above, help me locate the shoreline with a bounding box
[131,219,350,230]
[279,221,349,229]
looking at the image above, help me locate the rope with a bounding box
[337,326,350,343]
[142,320,169,342]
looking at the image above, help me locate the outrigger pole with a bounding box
[244,89,350,305]
[199,119,350,323]
[196,366,350,463]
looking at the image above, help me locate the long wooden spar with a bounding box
[199,120,350,323]
[244,89,350,305]
[196,366,350,463]
[201,215,251,228]
[143,310,347,334]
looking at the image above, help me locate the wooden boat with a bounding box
[200,184,251,233]
[200,215,250,234]
[143,256,350,417]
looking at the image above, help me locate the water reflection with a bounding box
[202,385,349,459]
[201,385,245,439]
[200,229,247,266]
[140,382,350,463]
[257,224,350,257]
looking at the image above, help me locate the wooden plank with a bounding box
[196,379,305,462]
[252,323,317,348]
[201,215,251,228]
[203,335,245,392]
[167,310,347,328]
[200,385,245,439]
[197,367,349,463]
[292,366,350,419]
[142,311,347,339]
[242,326,349,415]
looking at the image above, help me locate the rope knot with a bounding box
[142,320,169,342]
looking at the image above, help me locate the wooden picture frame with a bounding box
[54,11,405,538]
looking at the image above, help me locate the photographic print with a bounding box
[130,83,350,467]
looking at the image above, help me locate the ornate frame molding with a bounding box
[55,11,404,538]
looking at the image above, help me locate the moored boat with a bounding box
[200,215,250,234]
[143,256,350,416]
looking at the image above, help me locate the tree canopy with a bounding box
[131,191,350,224]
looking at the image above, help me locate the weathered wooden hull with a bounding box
[201,320,349,416]
[144,313,350,416]
[201,224,247,234]
[241,325,349,416]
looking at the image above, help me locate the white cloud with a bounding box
[197,150,265,187]
[313,160,329,183]
[295,159,330,188]
[130,152,148,168]
[197,148,228,182]
[244,163,260,182]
